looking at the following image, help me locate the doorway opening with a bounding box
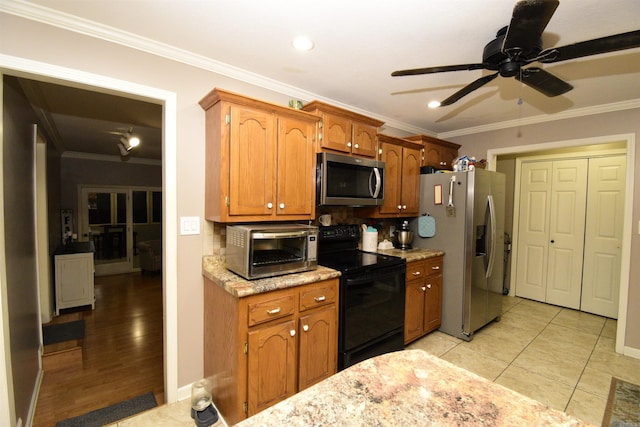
[488,133,635,356]
[1,55,178,406]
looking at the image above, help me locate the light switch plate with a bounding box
[180,216,200,235]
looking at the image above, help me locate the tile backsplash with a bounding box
[205,207,414,255]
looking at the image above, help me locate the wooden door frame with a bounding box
[0,55,179,406]
[487,133,634,357]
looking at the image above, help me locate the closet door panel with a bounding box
[545,159,587,309]
[581,156,626,318]
[515,162,552,302]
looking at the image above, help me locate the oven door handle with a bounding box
[344,266,405,286]
[252,230,308,239]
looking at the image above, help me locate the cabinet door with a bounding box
[405,279,426,344]
[298,306,337,390]
[400,146,422,215]
[320,113,351,153]
[228,105,277,216]
[424,273,442,333]
[422,143,442,168]
[247,320,297,416]
[352,122,378,158]
[440,145,458,170]
[378,143,403,215]
[277,116,315,216]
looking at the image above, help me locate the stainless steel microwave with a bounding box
[316,152,385,206]
[225,224,318,280]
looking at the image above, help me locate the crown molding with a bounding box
[0,0,433,136]
[3,0,637,140]
[438,99,640,139]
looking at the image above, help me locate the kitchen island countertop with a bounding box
[236,349,593,426]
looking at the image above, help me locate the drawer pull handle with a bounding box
[412,271,421,276]
[290,329,296,337]
[421,286,426,292]
[267,307,281,315]
[431,266,440,270]
[303,325,309,332]
[314,295,326,302]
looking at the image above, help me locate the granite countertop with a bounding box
[202,248,443,298]
[375,247,444,263]
[236,349,593,427]
[202,256,342,298]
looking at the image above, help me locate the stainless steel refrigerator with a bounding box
[411,169,505,341]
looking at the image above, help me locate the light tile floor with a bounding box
[406,295,640,426]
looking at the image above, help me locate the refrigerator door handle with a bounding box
[485,194,497,278]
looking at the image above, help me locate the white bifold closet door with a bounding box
[515,156,625,318]
[516,159,587,310]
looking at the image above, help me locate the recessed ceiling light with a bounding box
[292,36,314,51]
[428,100,441,109]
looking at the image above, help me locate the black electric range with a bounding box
[318,225,406,370]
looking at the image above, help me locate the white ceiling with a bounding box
[4,0,640,159]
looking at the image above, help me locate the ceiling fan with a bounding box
[391,0,640,107]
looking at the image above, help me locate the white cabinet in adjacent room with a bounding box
[54,252,95,315]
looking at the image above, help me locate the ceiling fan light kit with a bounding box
[392,0,640,107]
[115,127,141,157]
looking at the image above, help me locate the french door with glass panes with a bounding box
[80,187,162,276]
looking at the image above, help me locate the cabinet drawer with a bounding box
[424,257,443,276]
[248,294,295,326]
[406,260,427,282]
[299,281,337,312]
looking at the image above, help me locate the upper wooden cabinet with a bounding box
[365,134,422,218]
[302,101,384,158]
[200,88,320,222]
[406,134,461,170]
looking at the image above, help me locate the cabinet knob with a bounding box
[290,329,296,337]
[347,142,352,147]
[426,283,432,289]
[354,144,359,149]
[267,307,281,315]
[267,202,273,209]
[402,205,407,210]
[314,295,326,302]
[397,205,402,210]
[431,266,440,270]
[421,286,427,292]
[279,203,285,209]
[302,325,309,332]
[412,271,421,276]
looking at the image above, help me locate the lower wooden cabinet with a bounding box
[404,256,443,344]
[204,277,338,425]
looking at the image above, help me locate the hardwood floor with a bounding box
[34,272,164,426]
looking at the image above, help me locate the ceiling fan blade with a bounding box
[503,0,559,54]
[539,30,640,63]
[391,63,486,77]
[440,73,499,106]
[516,67,573,96]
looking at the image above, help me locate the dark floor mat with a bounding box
[43,319,85,345]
